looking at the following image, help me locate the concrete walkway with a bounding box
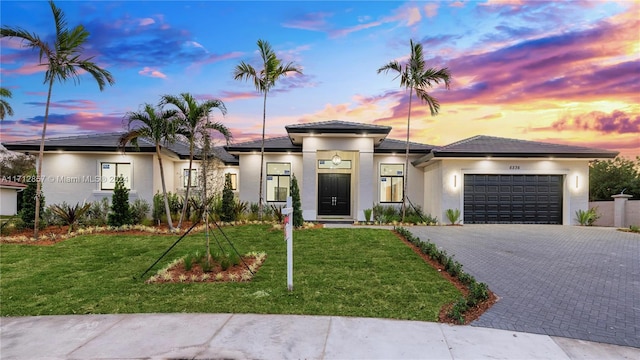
[406,225,640,348]
[2,313,639,359]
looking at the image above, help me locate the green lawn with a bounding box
[0,225,461,320]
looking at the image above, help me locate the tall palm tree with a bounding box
[160,93,231,228]
[378,39,451,221]
[0,87,14,120]
[233,39,302,218]
[120,104,177,231]
[1,0,115,237]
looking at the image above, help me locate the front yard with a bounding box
[0,225,461,321]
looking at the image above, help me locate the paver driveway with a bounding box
[407,225,640,348]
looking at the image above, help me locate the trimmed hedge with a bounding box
[395,226,490,324]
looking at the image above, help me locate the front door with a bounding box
[318,173,351,216]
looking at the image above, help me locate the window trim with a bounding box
[379,163,404,203]
[183,168,199,188]
[100,162,131,191]
[266,162,291,202]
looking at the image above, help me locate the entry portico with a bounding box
[226,120,430,222]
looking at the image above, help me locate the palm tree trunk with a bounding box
[258,90,267,220]
[177,143,194,228]
[402,87,413,222]
[156,144,175,231]
[33,77,54,238]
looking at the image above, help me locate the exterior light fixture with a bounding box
[454,174,457,188]
[575,175,579,189]
[332,152,342,165]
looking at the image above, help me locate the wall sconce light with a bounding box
[575,175,579,189]
[332,152,342,165]
[453,174,457,188]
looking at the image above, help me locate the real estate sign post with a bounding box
[283,196,294,291]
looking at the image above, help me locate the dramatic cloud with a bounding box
[551,110,640,134]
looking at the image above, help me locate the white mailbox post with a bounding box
[282,196,294,291]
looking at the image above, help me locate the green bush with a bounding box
[85,198,109,226]
[221,175,235,222]
[20,170,44,230]
[290,174,304,227]
[445,209,461,225]
[395,226,490,324]
[130,199,151,225]
[108,176,132,227]
[49,202,91,233]
[575,207,600,226]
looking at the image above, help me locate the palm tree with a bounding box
[160,93,231,228]
[0,87,14,120]
[1,0,115,237]
[378,39,451,221]
[233,39,302,218]
[119,104,177,231]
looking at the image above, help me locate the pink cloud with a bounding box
[551,110,640,134]
[138,67,167,79]
[219,91,260,102]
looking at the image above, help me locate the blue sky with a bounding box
[1,0,639,157]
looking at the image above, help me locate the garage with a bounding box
[463,174,563,224]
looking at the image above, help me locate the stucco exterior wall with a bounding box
[0,188,20,216]
[426,158,590,225]
[237,153,303,207]
[422,161,443,221]
[40,152,156,207]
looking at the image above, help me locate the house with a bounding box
[2,132,238,208]
[0,179,27,216]
[3,120,618,225]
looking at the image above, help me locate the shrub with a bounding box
[395,226,490,324]
[49,202,91,233]
[576,207,600,226]
[130,199,151,225]
[364,208,372,222]
[108,176,132,227]
[152,192,164,225]
[20,170,44,230]
[445,208,461,225]
[221,175,235,222]
[290,174,304,227]
[85,198,109,226]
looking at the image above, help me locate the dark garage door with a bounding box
[464,174,563,224]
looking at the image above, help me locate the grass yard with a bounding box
[0,225,461,321]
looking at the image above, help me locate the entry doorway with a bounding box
[318,173,351,216]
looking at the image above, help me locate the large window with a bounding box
[101,162,131,190]
[380,164,403,203]
[266,162,290,201]
[183,169,199,188]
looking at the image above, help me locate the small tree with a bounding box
[220,174,235,222]
[290,174,303,227]
[20,170,44,230]
[590,156,640,200]
[108,176,132,227]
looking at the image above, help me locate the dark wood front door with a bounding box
[318,173,351,216]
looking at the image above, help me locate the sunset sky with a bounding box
[1,0,638,158]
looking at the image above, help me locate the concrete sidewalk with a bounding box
[1,313,638,359]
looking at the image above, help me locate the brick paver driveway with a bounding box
[407,225,639,348]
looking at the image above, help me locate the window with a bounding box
[101,162,131,190]
[225,173,237,190]
[380,164,403,203]
[266,162,290,201]
[183,169,199,188]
